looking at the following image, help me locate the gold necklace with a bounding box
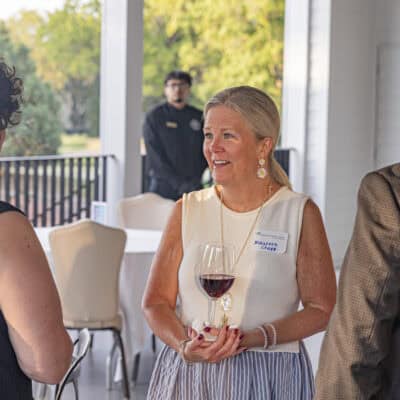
[219,184,273,267]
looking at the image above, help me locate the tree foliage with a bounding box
[0,23,62,155]
[7,0,101,137]
[143,0,285,110]
[5,0,284,142]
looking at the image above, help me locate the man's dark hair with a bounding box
[0,59,23,130]
[164,70,192,87]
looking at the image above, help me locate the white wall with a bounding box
[376,0,400,45]
[374,0,400,169]
[284,0,377,265]
[323,0,376,265]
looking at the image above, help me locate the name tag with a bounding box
[253,230,288,254]
[166,121,178,128]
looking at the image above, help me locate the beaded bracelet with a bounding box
[266,323,277,347]
[257,325,269,349]
[178,338,193,364]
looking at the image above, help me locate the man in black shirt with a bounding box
[143,70,207,200]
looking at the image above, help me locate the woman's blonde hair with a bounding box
[204,86,291,188]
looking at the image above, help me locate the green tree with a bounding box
[37,0,101,136]
[0,23,62,155]
[7,1,101,137]
[143,0,284,111]
[6,0,284,133]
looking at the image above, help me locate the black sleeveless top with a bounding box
[0,201,32,399]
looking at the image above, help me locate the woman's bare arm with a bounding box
[142,200,243,362]
[0,211,72,384]
[241,199,337,348]
[142,200,187,351]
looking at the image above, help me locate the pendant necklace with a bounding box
[218,184,273,325]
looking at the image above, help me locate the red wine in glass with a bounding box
[196,243,236,327]
[199,274,235,298]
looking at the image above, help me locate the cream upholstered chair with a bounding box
[117,192,174,230]
[117,192,174,385]
[49,220,130,399]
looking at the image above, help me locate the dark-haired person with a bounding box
[143,70,207,200]
[0,59,72,399]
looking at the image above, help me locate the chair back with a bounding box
[49,220,126,326]
[117,192,174,230]
[55,328,91,400]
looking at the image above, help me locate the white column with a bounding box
[324,0,375,265]
[100,0,144,224]
[281,0,310,193]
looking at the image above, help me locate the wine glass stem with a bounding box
[208,299,216,326]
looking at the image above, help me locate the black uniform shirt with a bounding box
[143,102,207,199]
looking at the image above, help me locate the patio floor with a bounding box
[49,330,153,400]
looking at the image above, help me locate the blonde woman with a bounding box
[143,86,336,399]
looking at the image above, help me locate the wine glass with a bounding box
[196,243,235,329]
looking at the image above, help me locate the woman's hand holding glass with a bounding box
[181,325,246,363]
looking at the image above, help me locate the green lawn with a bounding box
[59,134,101,154]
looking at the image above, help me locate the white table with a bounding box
[35,226,162,381]
[35,227,162,254]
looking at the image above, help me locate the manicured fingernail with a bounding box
[243,347,248,352]
[198,334,204,340]
[225,325,229,331]
[204,327,211,333]
[239,334,244,340]
[234,328,239,335]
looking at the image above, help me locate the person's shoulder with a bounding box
[360,163,400,191]
[185,104,203,116]
[276,186,309,205]
[145,102,167,117]
[183,187,215,205]
[0,201,24,216]
[364,163,400,183]
[357,164,400,208]
[0,204,32,248]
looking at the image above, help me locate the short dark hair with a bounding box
[164,70,192,87]
[0,59,23,130]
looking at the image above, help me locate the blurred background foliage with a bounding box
[0,23,62,155]
[0,0,284,155]
[143,0,284,111]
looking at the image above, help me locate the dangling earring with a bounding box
[257,158,267,179]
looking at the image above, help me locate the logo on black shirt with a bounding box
[189,119,201,131]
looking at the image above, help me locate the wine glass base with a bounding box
[202,331,218,342]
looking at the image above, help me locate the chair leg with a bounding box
[55,384,60,400]
[72,377,79,400]
[131,352,141,387]
[35,383,47,400]
[89,333,94,350]
[106,339,118,390]
[151,333,157,354]
[114,330,130,399]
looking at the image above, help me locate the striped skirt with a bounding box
[147,342,314,400]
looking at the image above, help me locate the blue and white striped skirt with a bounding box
[147,342,314,399]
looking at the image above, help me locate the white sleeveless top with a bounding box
[178,186,308,353]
